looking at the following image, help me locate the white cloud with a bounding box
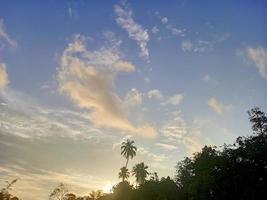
[181,40,193,51]
[170,27,183,36]
[161,116,187,140]
[124,88,142,107]
[114,3,150,60]
[113,61,135,72]
[147,89,163,100]
[154,13,185,38]
[181,40,213,53]
[58,35,157,138]
[202,74,211,81]
[208,97,232,115]
[160,115,203,154]
[161,17,168,24]
[163,94,184,106]
[138,147,166,162]
[0,89,108,140]
[0,19,16,48]
[246,46,267,79]
[144,77,151,83]
[0,63,9,89]
[155,143,177,151]
[151,26,159,34]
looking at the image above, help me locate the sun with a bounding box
[102,183,114,193]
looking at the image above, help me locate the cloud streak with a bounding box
[246,46,267,79]
[208,97,232,115]
[0,19,16,48]
[163,94,184,106]
[114,3,150,61]
[181,40,213,53]
[160,115,203,155]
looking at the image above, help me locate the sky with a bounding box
[0,0,267,199]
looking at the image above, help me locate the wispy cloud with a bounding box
[0,19,16,48]
[208,97,232,115]
[160,115,203,155]
[58,34,157,138]
[124,88,143,107]
[246,46,267,79]
[147,90,183,106]
[203,74,211,82]
[153,13,185,38]
[163,94,184,106]
[114,3,150,61]
[202,74,218,84]
[0,89,106,140]
[155,143,177,151]
[138,147,166,162]
[181,40,213,53]
[0,63,9,89]
[147,89,163,100]
[151,26,159,34]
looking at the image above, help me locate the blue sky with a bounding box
[0,0,267,199]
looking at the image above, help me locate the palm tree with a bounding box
[121,139,137,168]
[132,162,149,185]
[118,167,130,182]
[88,190,103,200]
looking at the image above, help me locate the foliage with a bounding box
[49,183,69,200]
[175,107,267,200]
[0,179,20,200]
[120,139,137,168]
[118,167,130,182]
[88,190,103,200]
[132,162,149,186]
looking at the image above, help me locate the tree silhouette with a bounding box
[118,167,130,182]
[88,190,103,200]
[174,108,267,200]
[112,181,133,200]
[121,139,137,168]
[49,183,69,200]
[149,172,159,182]
[0,179,20,200]
[132,162,149,186]
[248,107,267,136]
[64,193,76,200]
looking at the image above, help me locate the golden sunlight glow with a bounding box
[102,182,115,193]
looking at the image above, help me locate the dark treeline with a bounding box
[1,107,266,200]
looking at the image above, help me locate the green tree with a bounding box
[132,162,149,186]
[118,167,130,182]
[121,139,137,168]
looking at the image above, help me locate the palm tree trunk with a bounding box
[125,157,129,168]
